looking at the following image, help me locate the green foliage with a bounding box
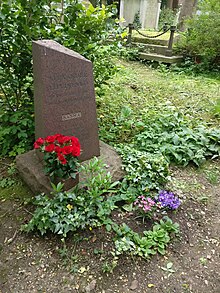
[98,105,145,144]
[214,99,220,117]
[59,2,119,86]
[133,11,141,29]
[134,112,220,166]
[116,145,170,191]
[0,0,120,156]
[22,158,118,237]
[102,259,118,274]
[0,177,16,188]
[113,217,179,258]
[22,156,180,262]
[0,0,57,156]
[0,107,34,156]
[177,0,220,68]
[22,191,99,237]
[0,0,56,111]
[158,8,175,30]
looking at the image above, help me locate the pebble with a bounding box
[130,280,138,290]
[85,279,96,292]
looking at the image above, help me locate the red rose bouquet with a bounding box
[34,134,81,181]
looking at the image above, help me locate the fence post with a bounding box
[166,25,176,56]
[127,23,134,45]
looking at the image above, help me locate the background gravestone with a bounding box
[32,40,100,161]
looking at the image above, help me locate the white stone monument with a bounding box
[120,0,161,30]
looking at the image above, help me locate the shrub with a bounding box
[177,0,220,68]
[0,107,34,156]
[0,0,119,156]
[158,8,176,30]
[0,0,57,111]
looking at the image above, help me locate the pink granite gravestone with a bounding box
[32,40,100,161]
[16,40,124,194]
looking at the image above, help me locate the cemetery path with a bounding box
[0,160,220,293]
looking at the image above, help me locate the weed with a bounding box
[160,262,176,276]
[0,177,16,188]
[116,145,170,192]
[204,169,219,184]
[102,258,118,274]
[199,257,207,266]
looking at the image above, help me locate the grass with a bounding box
[97,59,220,131]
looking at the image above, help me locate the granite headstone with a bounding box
[32,40,100,161]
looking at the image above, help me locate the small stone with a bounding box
[130,280,139,290]
[85,279,97,292]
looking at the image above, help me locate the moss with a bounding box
[0,181,33,202]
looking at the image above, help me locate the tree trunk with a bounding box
[167,0,174,9]
[179,0,197,30]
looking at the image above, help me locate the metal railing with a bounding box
[127,23,177,57]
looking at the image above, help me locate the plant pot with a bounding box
[52,173,79,191]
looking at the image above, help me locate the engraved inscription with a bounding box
[46,93,91,104]
[62,112,82,121]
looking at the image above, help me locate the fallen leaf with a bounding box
[78,266,87,274]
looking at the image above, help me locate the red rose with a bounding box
[72,146,80,157]
[57,136,65,145]
[34,142,40,149]
[57,153,67,165]
[34,137,44,149]
[62,145,73,155]
[62,136,72,143]
[71,136,80,146]
[45,135,56,143]
[45,144,55,152]
[54,134,62,140]
[54,146,62,153]
[36,137,44,145]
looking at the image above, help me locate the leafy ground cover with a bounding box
[1,60,220,292]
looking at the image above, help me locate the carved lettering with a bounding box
[61,112,82,121]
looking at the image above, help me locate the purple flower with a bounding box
[156,190,181,210]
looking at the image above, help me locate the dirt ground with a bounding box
[0,161,220,293]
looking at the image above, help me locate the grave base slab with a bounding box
[16,141,124,195]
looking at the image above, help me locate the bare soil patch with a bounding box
[0,161,220,293]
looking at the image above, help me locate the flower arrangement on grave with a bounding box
[34,134,81,182]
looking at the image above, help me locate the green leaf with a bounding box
[106,224,112,232]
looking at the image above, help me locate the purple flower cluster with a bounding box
[156,190,181,210]
[134,195,155,212]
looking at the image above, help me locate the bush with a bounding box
[0,0,120,156]
[177,0,220,68]
[0,107,34,156]
[0,0,60,111]
[158,8,176,30]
